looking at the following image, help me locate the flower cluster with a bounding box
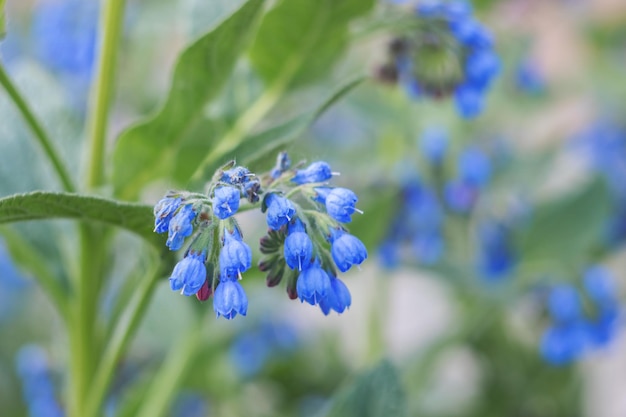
[540,266,621,365]
[15,345,64,417]
[153,153,367,319]
[380,129,511,278]
[378,0,500,118]
[259,154,366,315]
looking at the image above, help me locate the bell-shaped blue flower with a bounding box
[166,205,196,251]
[540,324,587,366]
[319,277,352,315]
[291,161,333,185]
[169,252,207,296]
[330,229,368,272]
[284,219,313,271]
[213,186,241,219]
[213,277,248,319]
[317,187,360,223]
[459,147,491,187]
[548,285,581,323]
[154,197,182,233]
[219,228,252,279]
[265,193,296,230]
[465,50,500,90]
[296,261,331,305]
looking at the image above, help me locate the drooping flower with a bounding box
[284,219,313,271]
[296,261,331,305]
[291,161,333,185]
[213,276,248,319]
[319,276,352,315]
[330,229,368,272]
[219,228,252,280]
[264,193,296,230]
[213,186,241,219]
[540,324,587,366]
[316,187,360,223]
[154,197,182,233]
[166,205,196,251]
[169,252,207,296]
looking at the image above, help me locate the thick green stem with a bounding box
[0,64,75,192]
[69,1,127,416]
[85,0,127,189]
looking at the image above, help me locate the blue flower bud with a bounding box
[265,193,296,230]
[330,229,368,272]
[219,228,252,280]
[317,187,360,223]
[296,261,331,305]
[291,161,333,185]
[166,205,196,251]
[540,324,587,366]
[284,219,313,271]
[548,285,581,323]
[154,197,182,233]
[477,223,515,280]
[169,252,207,296]
[454,85,484,119]
[319,277,352,315]
[213,186,241,219]
[221,167,252,185]
[450,18,492,48]
[213,277,248,319]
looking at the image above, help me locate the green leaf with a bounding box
[112,0,265,200]
[249,0,375,88]
[190,76,365,185]
[0,191,162,248]
[321,360,407,417]
[517,177,611,265]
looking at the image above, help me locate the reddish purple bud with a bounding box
[195,280,212,301]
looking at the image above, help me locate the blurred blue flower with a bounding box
[0,242,30,322]
[477,222,516,280]
[540,324,587,366]
[419,127,448,165]
[154,197,182,234]
[171,391,210,417]
[548,285,582,323]
[515,59,545,94]
[15,345,65,417]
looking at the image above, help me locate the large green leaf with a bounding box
[516,178,611,264]
[112,0,265,200]
[0,192,161,248]
[249,0,375,88]
[321,360,407,417]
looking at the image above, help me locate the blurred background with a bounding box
[2,0,626,416]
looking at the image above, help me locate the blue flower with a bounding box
[169,252,207,296]
[219,228,252,279]
[296,261,331,305]
[284,219,313,271]
[213,276,248,319]
[516,59,545,94]
[583,266,617,304]
[420,127,448,165]
[459,147,491,187]
[454,84,484,119]
[291,161,333,185]
[477,222,515,280]
[213,186,241,219]
[154,197,182,233]
[412,231,444,265]
[319,276,352,315]
[15,345,65,417]
[548,285,582,323]
[166,205,196,251]
[330,229,368,272]
[444,180,478,213]
[540,324,587,366]
[265,193,296,230]
[316,187,360,223]
[465,50,500,90]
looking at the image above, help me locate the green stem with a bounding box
[85,0,127,189]
[83,263,160,417]
[0,64,75,192]
[135,316,205,417]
